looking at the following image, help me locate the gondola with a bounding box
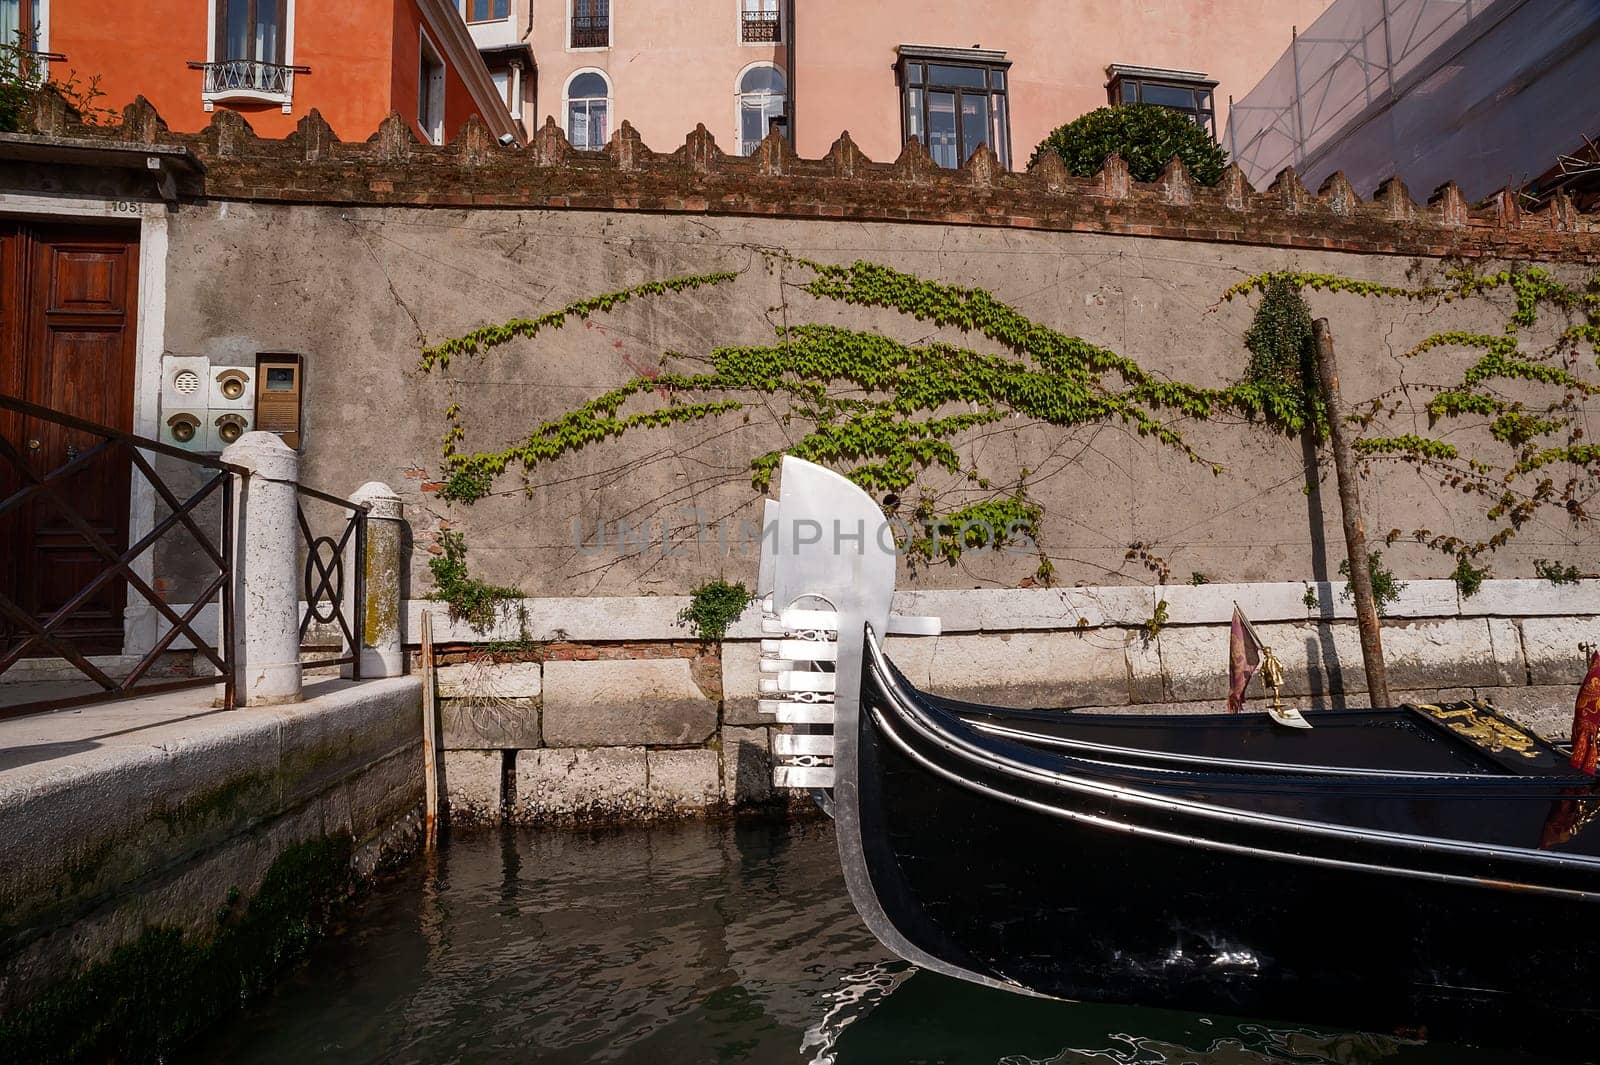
[756,457,1600,1055]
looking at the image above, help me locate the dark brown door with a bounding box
[0,222,139,655]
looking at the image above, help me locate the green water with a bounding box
[190,819,1586,1065]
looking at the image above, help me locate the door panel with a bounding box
[1,224,139,656]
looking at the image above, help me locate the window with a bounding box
[465,0,508,21]
[571,0,608,48]
[1106,65,1217,135]
[740,0,779,44]
[216,0,286,66]
[0,0,36,52]
[418,32,445,145]
[202,0,296,107]
[897,48,1011,170]
[566,70,610,150]
[492,68,510,107]
[736,64,785,155]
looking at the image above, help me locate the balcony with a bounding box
[741,11,781,43]
[571,14,610,48]
[189,59,309,114]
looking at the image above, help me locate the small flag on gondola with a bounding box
[1228,605,1263,714]
[1569,651,1600,776]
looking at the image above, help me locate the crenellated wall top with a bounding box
[16,90,1600,261]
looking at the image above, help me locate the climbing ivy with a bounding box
[423,255,1597,580]
[427,530,523,633]
[1227,263,1600,565]
[423,257,1325,568]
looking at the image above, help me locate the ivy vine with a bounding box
[421,254,1598,584]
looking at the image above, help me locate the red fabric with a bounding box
[1571,652,1600,776]
[1227,606,1261,714]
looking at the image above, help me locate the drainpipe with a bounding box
[784,0,795,148]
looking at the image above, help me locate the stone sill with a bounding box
[401,579,1600,645]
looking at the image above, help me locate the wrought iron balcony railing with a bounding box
[571,15,610,48]
[188,59,309,104]
[741,11,781,43]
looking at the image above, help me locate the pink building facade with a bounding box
[524,0,1333,166]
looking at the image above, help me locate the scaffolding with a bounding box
[1224,0,1600,201]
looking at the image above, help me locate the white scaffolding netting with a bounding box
[1224,0,1600,202]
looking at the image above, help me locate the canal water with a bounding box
[192,819,1582,1065]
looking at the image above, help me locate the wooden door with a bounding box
[0,222,139,656]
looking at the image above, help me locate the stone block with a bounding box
[721,726,772,805]
[923,632,1129,709]
[444,750,503,824]
[1378,619,1499,691]
[1464,579,1600,618]
[647,749,720,810]
[1125,635,1165,704]
[436,660,542,699]
[515,746,649,820]
[440,697,540,749]
[1486,618,1526,688]
[1474,685,1578,742]
[1520,616,1600,686]
[542,658,716,746]
[720,641,767,725]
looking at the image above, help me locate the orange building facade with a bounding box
[13,0,518,144]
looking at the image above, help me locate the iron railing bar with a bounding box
[28,474,225,666]
[0,674,224,723]
[0,470,229,669]
[120,572,228,686]
[221,474,236,712]
[129,450,229,571]
[294,483,369,511]
[0,392,247,474]
[351,515,366,680]
[296,501,317,641]
[0,437,121,521]
[0,591,120,690]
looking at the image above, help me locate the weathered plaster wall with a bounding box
[161,201,1598,599]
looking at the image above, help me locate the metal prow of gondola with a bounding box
[755,462,941,795]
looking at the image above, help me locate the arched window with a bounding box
[736,64,785,156]
[566,70,610,150]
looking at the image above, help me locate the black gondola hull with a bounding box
[854,642,1600,1055]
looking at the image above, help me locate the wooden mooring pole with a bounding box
[1313,318,1391,708]
[419,610,441,850]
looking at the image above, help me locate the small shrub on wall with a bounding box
[1029,104,1228,185]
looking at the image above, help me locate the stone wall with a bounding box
[0,678,424,1008]
[430,577,1598,824]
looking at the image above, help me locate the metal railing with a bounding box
[570,15,610,48]
[0,394,239,720]
[741,10,781,43]
[295,485,367,676]
[188,58,308,98]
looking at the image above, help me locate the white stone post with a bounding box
[223,431,303,706]
[345,481,406,679]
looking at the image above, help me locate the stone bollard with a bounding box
[223,431,303,706]
[345,481,406,679]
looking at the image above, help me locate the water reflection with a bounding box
[190,820,1582,1065]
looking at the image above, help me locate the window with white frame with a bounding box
[571,0,609,48]
[740,0,779,43]
[418,32,445,145]
[566,70,610,150]
[201,0,296,107]
[217,0,286,66]
[736,64,785,155]
[0,0,39,52]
